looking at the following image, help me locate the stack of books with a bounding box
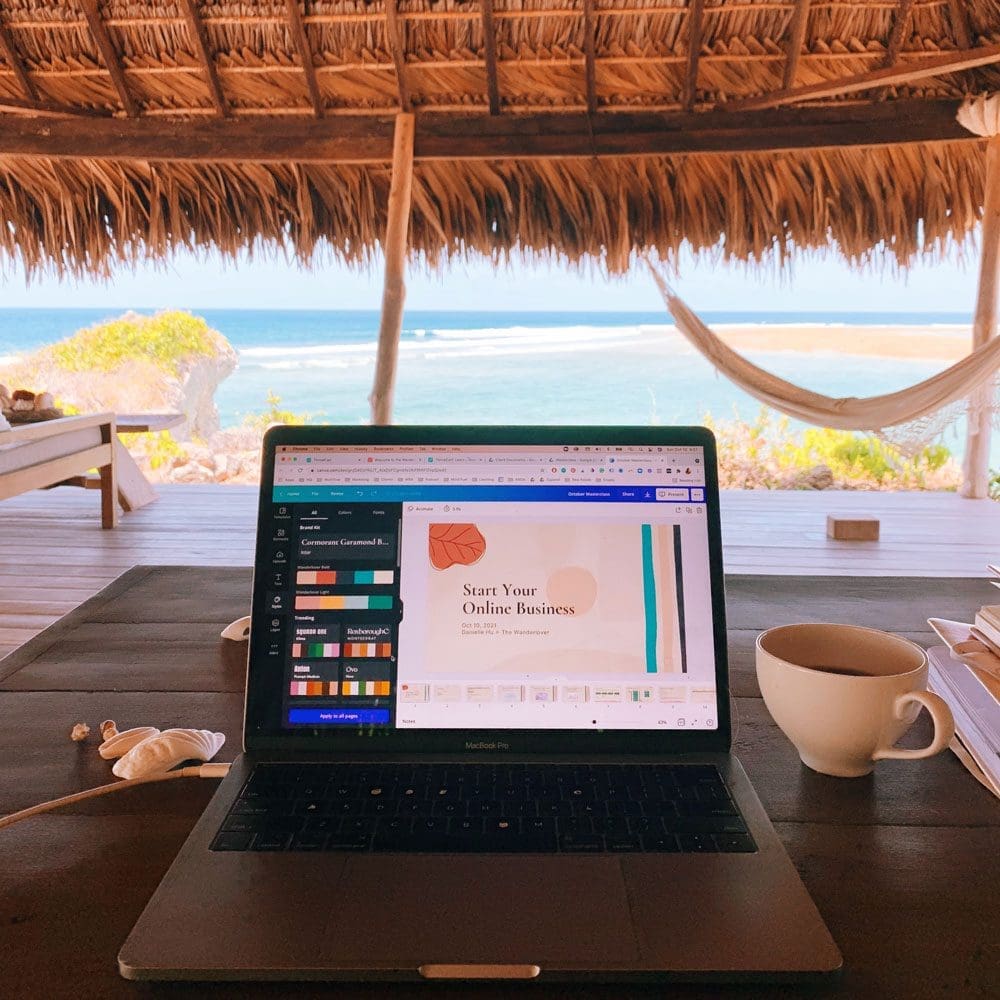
[927,566,1000,799]
[974,603,1000,654]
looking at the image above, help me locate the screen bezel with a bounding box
[244,425,731,755]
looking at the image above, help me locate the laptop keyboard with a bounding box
[211,763,755,854]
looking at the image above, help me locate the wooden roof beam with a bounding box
[180,0,229,117]
[285,0,323,118]
[0,96,107,118]
[682,0,705,113]
[726,42,1000,112]
[0,18,37,103]
[782,0,811,90]
[0,99,973,163]
[78,0,138,117]
[384,0,412,113]
[582,0,597,115]
[481,0,501,115]
[883,0,916,68]
[946,0,973,51]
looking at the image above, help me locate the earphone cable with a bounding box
[0,763,231,830]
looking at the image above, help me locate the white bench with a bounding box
[0,413,118,528]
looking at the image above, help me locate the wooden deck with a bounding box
[1,484,998,660]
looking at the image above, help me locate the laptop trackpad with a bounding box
[325,856,639,965]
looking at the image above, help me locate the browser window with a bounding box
[267,444,717,732]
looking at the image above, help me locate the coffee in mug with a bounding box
[755,623,955,778]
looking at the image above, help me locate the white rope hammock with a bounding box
[647,261,1000,434]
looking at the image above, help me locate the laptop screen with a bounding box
[249,431,724,746]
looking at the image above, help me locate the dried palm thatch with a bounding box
[0,0,998,275]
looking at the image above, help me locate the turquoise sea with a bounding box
[0,307,989,462]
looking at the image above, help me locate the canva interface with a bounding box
[265,444,718,731]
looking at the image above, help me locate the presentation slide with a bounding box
[413,519,685,677]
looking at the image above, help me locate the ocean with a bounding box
[0,307,989,462]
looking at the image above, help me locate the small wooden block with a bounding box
[827,515,880,541]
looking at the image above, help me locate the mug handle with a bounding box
[872,691,955,761]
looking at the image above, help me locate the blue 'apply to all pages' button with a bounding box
[287,708,391,725]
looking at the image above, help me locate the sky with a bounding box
[0,242,983,314]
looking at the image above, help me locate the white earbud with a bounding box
[221,615,251,641]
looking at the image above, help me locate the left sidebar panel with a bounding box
[268,501,404,729]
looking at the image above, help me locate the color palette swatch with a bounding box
[342,680,391,696]
[342,642,392,657]
[295,595,394,611]
[289,681,337,696]
[297,569,394,585]
[291,642,340,658]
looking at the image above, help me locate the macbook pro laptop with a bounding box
[119,425,841,982]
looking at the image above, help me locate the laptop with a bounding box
[119,425,841,982]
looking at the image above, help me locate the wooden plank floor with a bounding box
[1,484,998,659]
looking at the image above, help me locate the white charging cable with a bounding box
[0,721,231,831]
[0,763,231,830]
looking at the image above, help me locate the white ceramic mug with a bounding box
[755,623,955,778]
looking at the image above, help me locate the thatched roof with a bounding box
[1,1,999,275]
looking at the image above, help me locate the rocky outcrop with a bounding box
[1,311,237,440]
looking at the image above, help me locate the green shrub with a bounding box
[122,430,189,471]
[241,391,309,431]
[50,311,218,375]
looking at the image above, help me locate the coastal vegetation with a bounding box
[4,310,237,440]
[48,311,218,375]
[706,410,962,492]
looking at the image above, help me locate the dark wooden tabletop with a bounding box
[1,567,998,1000]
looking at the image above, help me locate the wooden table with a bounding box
[1,568,997,999]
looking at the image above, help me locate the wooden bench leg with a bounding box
[100,425,119,529]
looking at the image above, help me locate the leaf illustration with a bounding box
[428,523,486,570]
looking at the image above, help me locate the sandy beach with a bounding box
[711,323,970,362]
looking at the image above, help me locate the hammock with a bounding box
[647,262,1000,433]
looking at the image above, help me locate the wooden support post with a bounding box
[384,0,412,113]
[369,113,415,426]
[961,137,1000,499]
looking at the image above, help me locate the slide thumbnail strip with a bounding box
[291,642,340,658]
[289,681,338,696]
[295,595,394,611]
[342,680,391,696]
[297,569,395,585]
[343,642,392,657]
